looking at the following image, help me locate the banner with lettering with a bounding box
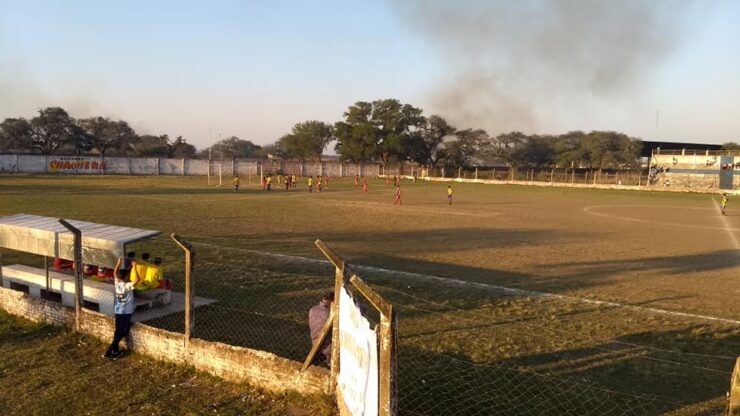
[338,287,378,416]
[48,156,105,173]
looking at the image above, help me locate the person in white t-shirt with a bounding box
[103,257,137,360]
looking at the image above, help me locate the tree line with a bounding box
[273,98,644,170]
[1,102,647,170]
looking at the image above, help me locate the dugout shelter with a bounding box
[0,213,166,316]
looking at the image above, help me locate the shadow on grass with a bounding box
[397,324,736,416]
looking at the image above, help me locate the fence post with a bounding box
[492,168,495,180]
[171,234,194,349]
[330,260,344,392]
[458,167,461,178]
[59,219,83,332]
[44,256,50,297]
[550,169,554,184]
[474,167,478,180]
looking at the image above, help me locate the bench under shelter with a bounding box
[0,213,176,318]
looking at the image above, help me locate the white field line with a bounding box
[191,241,740,326]
[583,204,740,232]
[712,198,740,250]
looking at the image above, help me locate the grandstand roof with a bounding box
[641,140,722,157]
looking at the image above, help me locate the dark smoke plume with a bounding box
[391,0,696,134]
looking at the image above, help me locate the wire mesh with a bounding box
[150,240,733,415]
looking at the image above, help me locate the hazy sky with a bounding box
[1,0,739,149]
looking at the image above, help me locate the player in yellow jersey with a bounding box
[721,193,729,215]
[308,176,313,193]
[233,175,240,192]
[447,185,453,205]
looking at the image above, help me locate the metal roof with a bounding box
[0,214,160,268]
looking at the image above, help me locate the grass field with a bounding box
[0,310,334,415]
[1,174,739,415]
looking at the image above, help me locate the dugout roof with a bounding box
[0,214,160,268]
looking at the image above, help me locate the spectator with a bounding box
[103,258,137,360]
[308,292,334,366]
[130,253,149,285]
[139,257,167,291]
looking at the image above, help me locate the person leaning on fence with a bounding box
[103,257,137,360]
[308,292,334,366]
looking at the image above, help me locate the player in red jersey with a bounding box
[394,184,402,205]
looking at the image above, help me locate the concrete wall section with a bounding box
[18,154,48,173]
[130,158,158,175]
[0,154,379,177]
[0,286,331,396]
[160,158,184,175]
[102,157,131,174]
[0,154,17,173]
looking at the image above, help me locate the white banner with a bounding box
[338,287,378,416]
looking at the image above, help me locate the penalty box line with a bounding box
[192,240,740,326]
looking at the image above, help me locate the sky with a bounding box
[1,0,739,149]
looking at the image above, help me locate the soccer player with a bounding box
[447,185,453,205]
[261,175,266,191]
[308,176,313,193]
[233,175,240,192]
[317,176,322,192]
[292,174,297,189]
[394,184,402,205]
[324,175,329,190]
[354,174,359,189]
[285,175,290,191]
[721,193,729,215]
[266,175,272,191]
[362,178,368,195]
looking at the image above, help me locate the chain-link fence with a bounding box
[140,239,733,415]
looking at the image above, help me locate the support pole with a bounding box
[59,219,82,332]
[330,260,344,392]
[44,256,50,297]
[218,164,223,187]
[171,234,194,348]
[474,167,478,180]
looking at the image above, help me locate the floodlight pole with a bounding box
[59,219,83,332]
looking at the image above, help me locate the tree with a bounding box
[131,134,171,157]
[255,142,284,159]
[170,136,197,158]
[722,142,740,150]
[202,136,261,159]
[78,117,137,156]
[581,131,638,170]
[278,120,333,162]
[0,118,32,152]
[552,131,588,168]
[409,115,456,168]
[444,129,488,168]
[28,107,78,154]
[509,135,555,168]
[334,99,424,165]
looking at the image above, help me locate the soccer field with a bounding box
[1,174,738,415]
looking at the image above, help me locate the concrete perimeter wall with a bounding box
[0,285,330,396]
[392,174,733,195]
[0,154,380,178]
